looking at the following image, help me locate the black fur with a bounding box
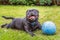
[1,9,41,36]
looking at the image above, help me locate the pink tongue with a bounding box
[30,16,35,18]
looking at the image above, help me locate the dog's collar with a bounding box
[30,22,36,26]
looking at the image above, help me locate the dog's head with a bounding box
[26,9,39,22]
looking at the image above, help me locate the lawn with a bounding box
[0,5,60,40]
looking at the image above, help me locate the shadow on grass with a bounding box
[41,32,56,36]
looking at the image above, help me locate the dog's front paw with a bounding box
[31,33,35,37]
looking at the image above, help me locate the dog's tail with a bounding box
[2,16,14,20]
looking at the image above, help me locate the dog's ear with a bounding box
[33,9,39,14]
[32,9,39,17]
[26,9,31,15]
[34,9,39,16]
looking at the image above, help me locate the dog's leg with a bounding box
[1,23,7,28]
[24,26,35,37]
[37,22,42,30]
[32,22,42,31]
[1,22,14,29]
[6,22,15,29]
[6,24,12,29]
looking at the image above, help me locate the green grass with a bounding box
[0,5,60,40]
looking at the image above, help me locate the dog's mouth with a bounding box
[28,15,36,21]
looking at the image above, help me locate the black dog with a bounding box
[1,9,41,36]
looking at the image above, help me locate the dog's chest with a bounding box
[30,22,36,26]
[28,22,38,31]
[29,22,36,28]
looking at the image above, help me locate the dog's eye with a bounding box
[27,13,30,16]
[29,10,32,12]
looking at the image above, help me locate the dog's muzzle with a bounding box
[29,16,36,21]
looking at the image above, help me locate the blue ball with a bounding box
[42,21,56,35]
